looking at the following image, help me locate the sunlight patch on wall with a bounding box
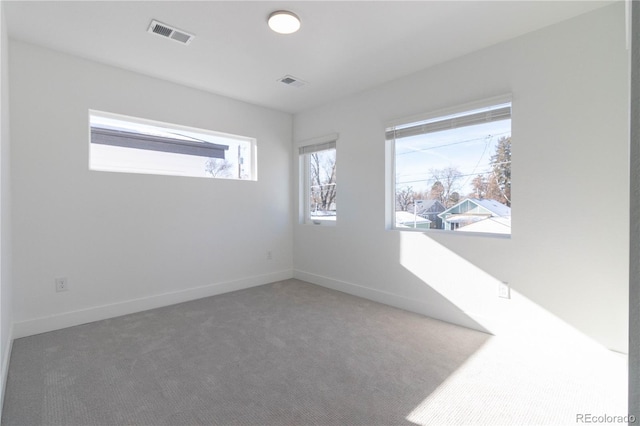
[398,232,626,351]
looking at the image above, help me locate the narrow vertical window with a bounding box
[298,135,337,224]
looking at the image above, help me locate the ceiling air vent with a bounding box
[148,20,195,45]
[278,75,307,88]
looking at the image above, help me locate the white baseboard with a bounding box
[13,270,293,339]
[1,322,13,417]
[293,269,490,334]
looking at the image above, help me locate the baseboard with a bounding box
[1,322,13,416]
[293,269,490,334]
[13,270,293,339]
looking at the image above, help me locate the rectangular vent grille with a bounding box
[278,75,307,88]
[148,20,194,45]
[152,23,173,37]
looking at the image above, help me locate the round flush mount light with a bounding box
[268,10,301,34]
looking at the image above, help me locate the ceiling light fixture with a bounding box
[268,10,301,34]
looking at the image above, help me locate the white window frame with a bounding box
[89,110,257,180]
[385,94,512,237]
[297,133,338,226]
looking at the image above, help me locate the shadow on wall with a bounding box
[398,231,621,352]
[294,223,491,334]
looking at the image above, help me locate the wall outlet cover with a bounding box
[498,281,510,299]
[55,277,69,292]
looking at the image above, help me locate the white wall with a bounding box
[0,0,12,412]
[293,4,629,352]
[10,41,293,337]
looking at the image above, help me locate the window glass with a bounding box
[387,101,511,235]
[299,137,337,224]
[308,148,336,222]
[90,111,256,180]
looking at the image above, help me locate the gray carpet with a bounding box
[1,279,490,425]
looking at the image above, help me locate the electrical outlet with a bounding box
[55,277,69,292]
[266,250,273,261]
[498,281,510,299]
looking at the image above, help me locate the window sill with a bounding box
[391,227,511,239]
[303,219,337,227]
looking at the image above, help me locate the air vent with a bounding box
[147,20,194,45]
[278,75,307,88]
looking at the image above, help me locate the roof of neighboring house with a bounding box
[395,211,432,224]
[413,199,445,213]
[456,216,511,234]
[471,198,511,217]
[438,198,511,220]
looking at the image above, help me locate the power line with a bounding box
[460,136,491,189]
[395,161,511,180]
[396,165,511,186]
[395,132,511,156]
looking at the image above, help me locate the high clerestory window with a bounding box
[386,97,512,236]
[89,110,256,180]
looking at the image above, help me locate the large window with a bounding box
[298,134,337,224]
[89,111,256,180]
[387,98,512,235]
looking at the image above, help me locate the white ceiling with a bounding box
[4,1,613,114]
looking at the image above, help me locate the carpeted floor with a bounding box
[1,279,628,425]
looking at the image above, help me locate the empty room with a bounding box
[0,1,636,425]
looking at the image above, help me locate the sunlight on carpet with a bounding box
[406,333,627,425]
